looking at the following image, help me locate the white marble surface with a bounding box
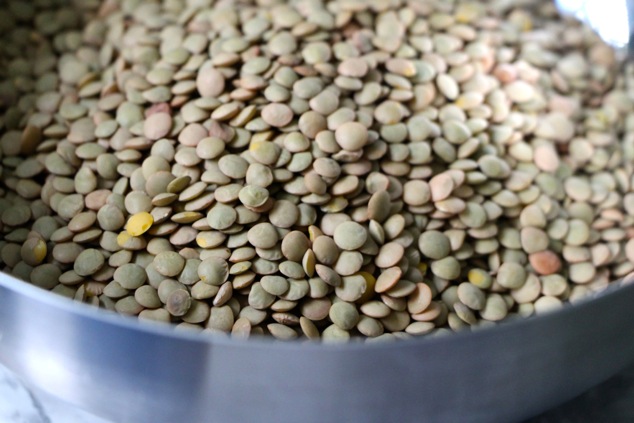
[0,362,108,423]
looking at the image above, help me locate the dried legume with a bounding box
[0,0,632,342]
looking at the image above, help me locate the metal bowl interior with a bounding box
[1,272,633,423]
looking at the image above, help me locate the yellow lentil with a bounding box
[126,212,154,236]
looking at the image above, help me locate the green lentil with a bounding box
[1,0,633,342]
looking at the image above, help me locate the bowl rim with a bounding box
[0,270,630,351]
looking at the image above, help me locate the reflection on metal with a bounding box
[0,272,634,423]
[556,0,632,56]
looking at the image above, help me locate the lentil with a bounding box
[1,0,632,342]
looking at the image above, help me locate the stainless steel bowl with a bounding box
[3,1,634,422]
[555,0,634,58]
[1,272,634,423]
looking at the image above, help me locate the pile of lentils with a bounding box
[1,0,634,342]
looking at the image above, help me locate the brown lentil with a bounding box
[1,0,632,343]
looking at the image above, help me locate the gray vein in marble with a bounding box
[0,366,49,423]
